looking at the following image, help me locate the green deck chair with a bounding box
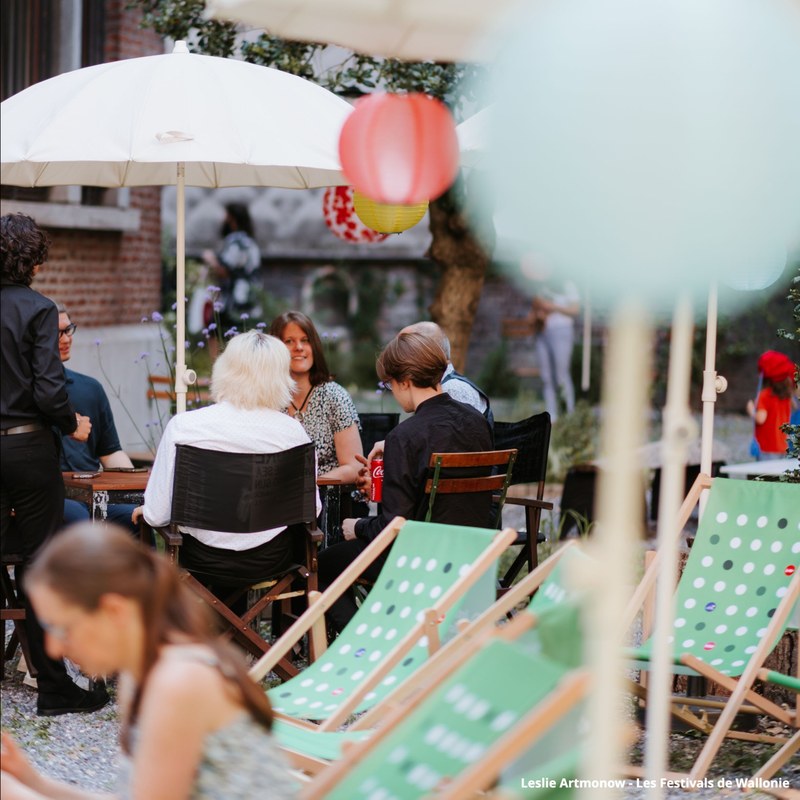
[273,543,591,771]
[303,602,589,800]
[626,477,800,781]
[252,518,515,731]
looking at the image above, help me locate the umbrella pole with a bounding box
[699,282,725,516]
[580,301,650,800]
[581,289,592,392]
[174,162,194,414]
[644,295,696,799]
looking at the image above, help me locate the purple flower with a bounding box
[151,311,163,323]
[208,323,217,332]
[256,322,266,330]
[322,332,329,340]
[205,285,221,296]
[240,312,250,321]
[141,316,148,323]
[184,340,190,350]
[197,341,205,349]
[94,339,102,346]
[140,352,149,359]
[168,345,176,353]
[224,327,238,338]
[213,301,224,313]
[171,302,177,311]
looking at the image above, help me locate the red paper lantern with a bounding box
[338,93,459,205]
[322,186,389,244]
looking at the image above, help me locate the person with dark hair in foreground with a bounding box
[317,331,493,633]
[1,213,100,717]
[0,523,298,800]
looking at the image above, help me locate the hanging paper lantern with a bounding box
[339,93,459,205]
[322,186,389,244]
[353,191,428,234]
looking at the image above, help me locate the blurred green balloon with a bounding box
[485,0,800,311]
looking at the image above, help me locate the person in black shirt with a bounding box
[1,213,107,716]
[318,331,493,632]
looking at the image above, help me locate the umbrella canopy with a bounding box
[207,0,511,62]
[1,41,350,189]
[1,41,353,412]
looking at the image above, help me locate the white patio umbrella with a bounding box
[207,0,512,61]
[1,40,352,412]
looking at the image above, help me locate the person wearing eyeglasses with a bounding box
[55,305,138,532]
[1,213,104,717]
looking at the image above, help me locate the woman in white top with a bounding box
[0,523,298,800]
[136,330,320,598]
[529,275,580,422]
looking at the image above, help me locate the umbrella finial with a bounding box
[172,41,190,55]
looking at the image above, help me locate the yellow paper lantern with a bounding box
[353,191,428,234]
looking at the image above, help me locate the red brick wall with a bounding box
[32,3,164,326]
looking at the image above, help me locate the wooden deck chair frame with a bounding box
[249,517,517,732]
[424,448,517,525]
[150,443,319,681]
[624,473,800,783]
[274,541,585,774]
[751,667,800,793]
[300,608,590,800]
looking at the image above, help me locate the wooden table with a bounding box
[62,470,150,520]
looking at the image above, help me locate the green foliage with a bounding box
[476,339,520,399]
[547,401,597,483]
[130,1,238,56]
[128,0,485,113]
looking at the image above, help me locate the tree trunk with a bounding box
[427,197,492,372]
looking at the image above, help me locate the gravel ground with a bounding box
[2,412,797,798]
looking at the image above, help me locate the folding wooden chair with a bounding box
[625,475,800,781]
[249,517,516,733]
[1,552,33,679]
[424,448,517,524]
[302,600,590,799]
[150,442,319,680]
[492,412,553,585]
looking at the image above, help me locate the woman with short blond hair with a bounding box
[139,331,320,593]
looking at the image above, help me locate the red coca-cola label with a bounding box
[370,458,384,503]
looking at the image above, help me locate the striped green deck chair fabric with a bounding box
[269,521,504,721]
[309,639,577,800]
[628,478,799,678]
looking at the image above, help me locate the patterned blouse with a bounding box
[291,381,360,475]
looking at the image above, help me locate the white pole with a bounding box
[644,295,697,799]
[580,301,650,800]
[581,290,592,392]
[174,162,194,414]
[699,282,726,516]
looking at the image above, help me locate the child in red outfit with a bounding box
[746,350,797,459]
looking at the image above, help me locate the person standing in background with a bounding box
[746,350,797,460]
[0,213,106,716]
[527,261,580,422]
[203,203,262,357]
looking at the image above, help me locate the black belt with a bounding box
[0,422,46,436]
